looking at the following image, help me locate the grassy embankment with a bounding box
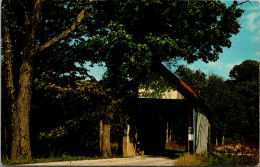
[174,141,259,166]
[174,152,259,166]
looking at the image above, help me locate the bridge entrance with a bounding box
[129,98,190,155]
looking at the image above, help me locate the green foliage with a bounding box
[85,0,243,64]
[84,20,153,88]
[226,60,259,141]
[31,72,124,157]
[229,60,259,82]
[81,0,244,102]
[175,65,207,94]
[2,0,91,85]
[175,61,259,142]
[208,152,259,166]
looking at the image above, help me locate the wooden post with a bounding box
[169,124,172,141]
[188,105,193,153]
[193,108,196,153]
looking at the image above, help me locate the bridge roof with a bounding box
[134,64,214,121]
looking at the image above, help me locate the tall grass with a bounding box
[174,153,208,166]
[174,152,259,166]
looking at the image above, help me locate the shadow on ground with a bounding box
[144,149,185,159]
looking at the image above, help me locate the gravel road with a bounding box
[21,155,176,166]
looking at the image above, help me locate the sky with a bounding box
[86,1,260,80]
[180,1,260,80]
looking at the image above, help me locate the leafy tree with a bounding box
[229,60,259,82]
[85,1,244,64]
[81,1,244,156]
[175,65,207,94]
[228,60,259,141]
[174,66,227,141]
[31,73,117,157]
[2,0,91,160]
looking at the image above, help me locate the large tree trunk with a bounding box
[99,49,121,158]
[99,120,112,158]
[99,120,103,154]
[11,59,34,160]
[9,1,36,159]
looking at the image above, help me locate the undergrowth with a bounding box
[174,152,259,166]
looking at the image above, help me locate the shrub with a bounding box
[208,153,236,166]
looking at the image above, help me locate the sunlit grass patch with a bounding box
[174,151,259,166]
[174,153,208,166]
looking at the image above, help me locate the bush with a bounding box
[208,153,237,166]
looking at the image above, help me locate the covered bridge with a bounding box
[123,64,213,157]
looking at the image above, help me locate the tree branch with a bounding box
[33,1,91,55]
[85,72,97,81]
[2,10,16,100]
[31,0,42,41]
[2,9,17,135]
[234,0,252,7]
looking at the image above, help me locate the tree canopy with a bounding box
[229,60,259,82]
[85,1,243,63]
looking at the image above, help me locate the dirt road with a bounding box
[22,155,176,166]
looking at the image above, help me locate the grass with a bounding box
[174,152,259,166]
[1,155,94,165]
[174,153,208,166]
[1,154,126,166]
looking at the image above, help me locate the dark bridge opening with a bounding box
[129,98,189,156]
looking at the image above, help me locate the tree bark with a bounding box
[99,120,103,154]
[12,59,34,160]
[8,1,36,159]
[2,5,15,101]
[101,49,120,157]
[2,8,19,159]
[99,120,112,158]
